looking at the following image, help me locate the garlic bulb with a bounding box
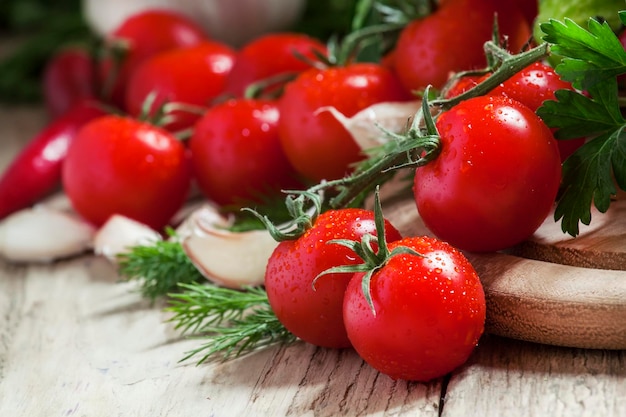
[82,0,307,46]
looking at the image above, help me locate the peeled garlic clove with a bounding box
[0,206,95,263]
[38,191,74,212]
[93,214,162,262]
[175,203,233,239]
[180,205,276,288]
[317,100,422,150]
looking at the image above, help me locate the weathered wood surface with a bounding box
[0,107,624,417]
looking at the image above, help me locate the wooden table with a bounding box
[0,105,624,417]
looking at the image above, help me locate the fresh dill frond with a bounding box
[116,238,205,302]
[167,283,296,363]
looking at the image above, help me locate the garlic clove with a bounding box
[317,100,422,150]
[37,191,75,212]
[175,203,234,239]
[93,214,162,262]
[179,205,276,289]
[0,206,96,263]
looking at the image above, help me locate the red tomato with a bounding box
[189,98,303,207]
[343,236,486,381]
[225,32,327,97]
[62,115,192,230]
[265,209,403,349]
[442,74,485,99]
[42,47,98,117]
[444,62,585,161]
[393,0,530,92]
[278,63,412,182]
[414,95,561,252]
[99,9,210,110]
[491,62,573,112]
[125,41,236,132]
[511,0,538,27]
[491,62,586,161]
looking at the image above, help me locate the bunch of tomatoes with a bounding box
[1,0,582,381]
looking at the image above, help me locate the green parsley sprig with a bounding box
[537,13,626,236]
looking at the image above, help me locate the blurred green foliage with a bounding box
[0,0,93,104]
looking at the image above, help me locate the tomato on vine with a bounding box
[62,114,192,230]
[225,32,327,98]
[343,235,486,381]
[443,61,585,162]
[414,95,561,252]
[189,98,303,207]
[125,41,236,133]
[99,9,210,110]
[278,62,412,182]
[263,203,402,349]
[490,61,586,161]
[392,0,530,93]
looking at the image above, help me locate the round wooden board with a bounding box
[380,188,626,350]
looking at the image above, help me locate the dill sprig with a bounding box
[167,283,296,363]
[116,238,205,302]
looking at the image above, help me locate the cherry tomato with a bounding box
[393,0,530,92]
[189,98,303,207]
[511,0,539,27]
[62,115,192,230]
[414,95,561,252]
[42,47,98,118]
[491,61,586,161]
[265,209,403,349]
[343,236,486,381]
[491,62,572,112]
[99,9,210,110]
[444,62,585,162]
[442,74,485,99]
[125,41,236,133]
[225,32,327,98]
[278,63,412,182]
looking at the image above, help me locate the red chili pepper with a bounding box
[0,99,108,220]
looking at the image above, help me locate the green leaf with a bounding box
[538,14,626,236]
[117,237,205,302]
[540,17,626,90]
[167,283,295,363]
[555,130,624,236]
[537,81,625,139]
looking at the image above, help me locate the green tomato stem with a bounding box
[256,40,552,241]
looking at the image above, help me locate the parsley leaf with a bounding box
[540,16,626,91]
[537,14,626,237]
[538,84,624,139]
[554,129,624,236]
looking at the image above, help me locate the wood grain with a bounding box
[468,252,626,350]
[0,256,443,417]
[443,335,626,417]
[508,193,626,271]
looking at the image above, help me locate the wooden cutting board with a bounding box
[380,187,626,350]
